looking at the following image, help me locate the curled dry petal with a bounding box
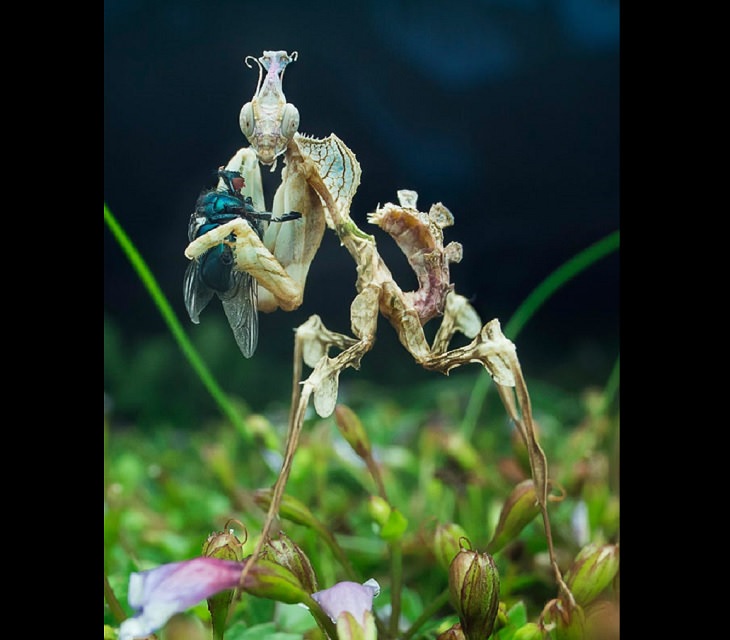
[296,314,358,368]
[367,195,460,325]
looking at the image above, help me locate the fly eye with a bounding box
[239,102,255,139]
[280,103,300,139]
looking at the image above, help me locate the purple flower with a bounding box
[118,557,244,640]
[310,579,380,626]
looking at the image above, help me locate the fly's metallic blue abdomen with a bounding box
[198,242,235,293]
[183,168,302,358]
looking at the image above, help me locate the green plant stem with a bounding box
[400,588,450,640]
[104,572,126,623]
[315,525,359,583]
[365,453,388,502]
[389,541,403,637]
[301,594,339,639]
[603,354,620,493]
[460,230,620,440]
[599,354,620,416]
[103,203,251,440]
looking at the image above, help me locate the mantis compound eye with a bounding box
[280,103,300,140]
[239,102,255,139]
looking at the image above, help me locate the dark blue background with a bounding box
[104,0,619,402]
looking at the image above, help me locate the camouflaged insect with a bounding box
[184,50,575,611]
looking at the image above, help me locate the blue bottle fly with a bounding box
[183,169,301,357]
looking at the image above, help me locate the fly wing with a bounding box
[183,259,215,323]
[220,270,259,358]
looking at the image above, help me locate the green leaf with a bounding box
[504,601,528,626]
[380,508,408,541]
[225,621,302,640]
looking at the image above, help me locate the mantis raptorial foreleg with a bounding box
[199,145,328,312]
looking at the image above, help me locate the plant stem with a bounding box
[388,541,403,637]
[400,588,450,640]
[104,203,251,440]
[504,230,619,340]
[104,572,126,623]
[316,526,359,583]
[600,354,620,416]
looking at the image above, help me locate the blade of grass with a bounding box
[460,230,619,440]
[599,354,620,416]
[104,203,252,441]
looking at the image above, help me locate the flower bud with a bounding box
[367,496,408,541]
[512,622,544,640]
[542,598,585,640]
[334,404,372,458]
[160,612,207,640]
[494,601,508,632]
[202,444,236,493]
[335,609,377,640]
[487,479,541,554]
[202,528,245,562]
[367,495,391,527]
[433,522,469,572]
[436,623,466,639]
[202,528,245,637]
[253,489,320,530]
[585,600,619,640]
[262,533,319,594]
[564,543,619,606]
[239,557,309,605]
[443,432,479,472]
[448,547,500,640]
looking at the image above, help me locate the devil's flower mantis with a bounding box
[184,50,576,609]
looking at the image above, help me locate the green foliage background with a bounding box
[104,204,619,639]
